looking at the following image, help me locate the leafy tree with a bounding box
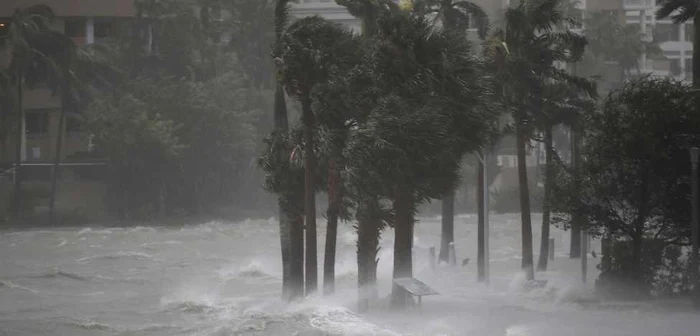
[486,0,589,280]
[553,77,699,295]
[583,10,661,90]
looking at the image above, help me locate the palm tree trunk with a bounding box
[439,190,455,263]
[273,83,294,300]
[357,196,381,312]
[537,125,553,271]
[390,184,414,309]
[693,12,700,87]
[288,204,305,300]
[302,96,318,294]
[516,115,535,281]
[323,160,341,295]
[477,156,486,281]
[570,128,581,258]
[12,71,24,217]
[48,94,67,225]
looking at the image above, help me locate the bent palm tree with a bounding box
[5,5,60,216]
[277,16,358,294]
[486,0,590,280]
[413,0,490,264]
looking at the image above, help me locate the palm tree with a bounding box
[413,0,489,38]
[656,0,700,86]
[343,10,494,308]
[5,5,59,216]
[277,16,358,294]
[412,0,490,265]
[535,81,594,270]
[0,70,13,161]
[271,0,305,301]
[336,0,400,309]
[40,32,80,225]
[486,0,588,280]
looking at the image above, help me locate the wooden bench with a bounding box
[393,277,439,307]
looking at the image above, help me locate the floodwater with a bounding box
[1,213,699,335]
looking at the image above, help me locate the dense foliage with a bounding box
[553,78,700,296]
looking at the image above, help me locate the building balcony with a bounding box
[291,1,362,31]
[0,0,135,18]
[23,88,61,110]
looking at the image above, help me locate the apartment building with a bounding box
[0,0,135,164]
[623,0,693,80]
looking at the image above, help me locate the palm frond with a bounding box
[655,0,697,24]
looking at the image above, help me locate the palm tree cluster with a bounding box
[262,0,599,308]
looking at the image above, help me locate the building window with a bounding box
[686,60,693,79]
[26,110,50,135]
[670,59,682,76]
[66,116,82,133]
[94,18,114,38]
[64,17,86,37]
[655,23,680,42]
[0,21,9,46]
[686,24,694,42]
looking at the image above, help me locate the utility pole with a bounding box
[690,147,699,308]
[477,151,490,283]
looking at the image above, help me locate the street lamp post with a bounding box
[690,147,699,308]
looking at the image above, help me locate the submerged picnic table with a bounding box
[393,277,439,307]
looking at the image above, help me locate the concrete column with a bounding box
[48,110,61,160]
[680,23,687,77]
[86,17,95,44]
[20,114,26,162]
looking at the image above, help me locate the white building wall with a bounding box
[624,0,693,81]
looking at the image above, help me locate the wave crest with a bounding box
[77,251,154,263]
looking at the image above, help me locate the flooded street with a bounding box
[1,214,698,335]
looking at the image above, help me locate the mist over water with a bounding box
[1,214,698,335]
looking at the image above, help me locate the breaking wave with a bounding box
[77,251,154,263]
[67,319,113,331]
[0,280,38,293]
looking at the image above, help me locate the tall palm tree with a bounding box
[656,0,700,86]
[5,5,59,216]
[343,10,494,308]
[277,16,358,294]
[413,0,490,264]
[535,82,594,270]
[40,32,80,225]
[270,0,305,301]
[335,0,401,306]
[487,0,588,280]
[0,70,13,161]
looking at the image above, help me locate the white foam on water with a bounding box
[0,280,39,294]
[77,251,154,263]
[307,306,403,336]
